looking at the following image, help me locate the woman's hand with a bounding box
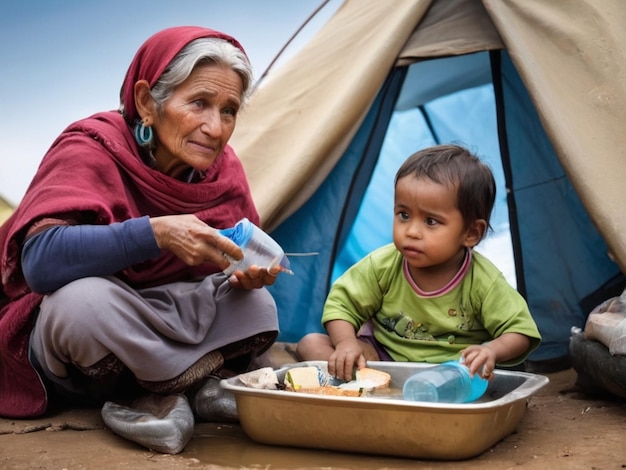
[151,214,281,290]
[228,264,280,290]
[150,214,241,271]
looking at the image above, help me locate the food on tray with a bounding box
[236,367,280,389]
[283,366,330,391]
[354,367,391,389]
[294,386,362,397]
[283,365,391,396]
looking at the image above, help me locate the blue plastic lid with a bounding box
[219,218,253,248]
[219,218,293,273]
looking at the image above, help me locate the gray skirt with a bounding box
[30,274,278,384]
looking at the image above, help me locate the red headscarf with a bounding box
[0,26,257,418]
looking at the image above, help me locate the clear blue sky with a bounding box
[0,0,339,205]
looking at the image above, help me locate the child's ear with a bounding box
[464,219,487,248]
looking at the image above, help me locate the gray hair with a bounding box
[149,37,253,114]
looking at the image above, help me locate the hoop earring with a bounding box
[134,122,154,147]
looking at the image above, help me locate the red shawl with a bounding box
[0,26,257,418]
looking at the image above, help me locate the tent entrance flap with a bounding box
[266,69,407,342]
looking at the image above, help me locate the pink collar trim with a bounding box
[404,249,472,297]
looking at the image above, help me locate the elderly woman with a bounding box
[0,26,280,451]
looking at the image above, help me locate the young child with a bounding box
[296,144,541,382]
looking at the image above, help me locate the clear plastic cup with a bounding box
[219,218,292,276]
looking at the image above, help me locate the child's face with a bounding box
[393,175,472,273]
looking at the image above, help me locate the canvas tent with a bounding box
[230,0,626,363]
[0,197,11,227]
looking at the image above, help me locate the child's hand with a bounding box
[327,338,367,382]
[460,345,496,380]
[461,333,530,379]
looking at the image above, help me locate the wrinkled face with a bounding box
[151,62,243,177]
[393,175,470,275]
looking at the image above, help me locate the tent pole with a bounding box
[490,50,527,298]
[255,0,332,88]
[417,105,440,144]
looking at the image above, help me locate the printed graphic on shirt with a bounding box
[375,305,476,343]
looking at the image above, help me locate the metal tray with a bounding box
[221,361,549,460]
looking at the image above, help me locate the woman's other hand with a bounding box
[228,264,280,290]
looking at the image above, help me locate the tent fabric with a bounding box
[230,0,432,232]
[483,0,626,274]
[398,0,503,62]
[265,69,407,346]
[393,0,503,107]
[235,0,626,272]
[228,0,626,361]
[0,198,11,226]
[495,51,619,359]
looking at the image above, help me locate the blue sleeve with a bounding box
[21,216,161,293]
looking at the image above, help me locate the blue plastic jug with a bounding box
[402,360,489,403]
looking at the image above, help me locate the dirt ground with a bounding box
[1,343,625,470]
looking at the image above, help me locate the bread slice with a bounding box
[355,367,391,389]
[336,367,391,392]
[295,386,362,397]
[283,366,326,391]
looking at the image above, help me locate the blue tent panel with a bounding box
[267,69,406,342]
[497,52,621,360]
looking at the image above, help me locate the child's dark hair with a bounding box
[395,144,496,235]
